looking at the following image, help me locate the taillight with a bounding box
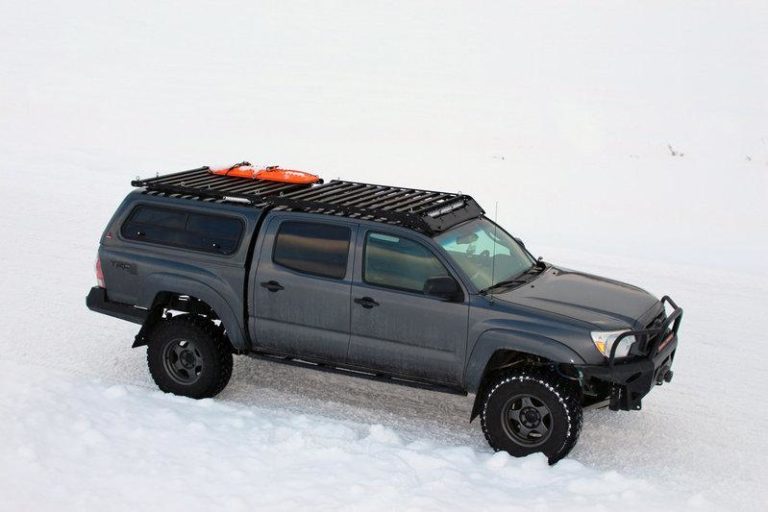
[96,257,106,288]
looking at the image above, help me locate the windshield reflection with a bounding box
[435,218,534,291]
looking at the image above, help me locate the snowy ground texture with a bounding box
[1,360,703,512]
[1,1,768,511]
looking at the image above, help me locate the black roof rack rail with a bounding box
[132,167,485,234]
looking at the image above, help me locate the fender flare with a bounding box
[465,329,586,421]
[138,273,249,351]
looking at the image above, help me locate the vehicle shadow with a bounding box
[219,354,487,449]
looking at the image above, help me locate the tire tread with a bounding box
[480,367,583,464]
[146,315,233,399]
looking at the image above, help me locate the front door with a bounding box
[347,229,469,386]
[250,215,356,362]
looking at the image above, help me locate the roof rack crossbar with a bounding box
[185,175,225,188]
[387,193,438,212]
[349,188,408,209]
[280,180,351,200]
[255,182,301,196]
[137,171,213,192]
[191,173,285,194]
[213,179,269,195]
[379,191,435,211]
[235,180,286,195]
[411,194,456,214]
[132,166,210,186]
[333,185,388,205]
[339,187,393,207]
[315,184,377,204]
[361,189,418,209]
[284,181,359,202]
[175,177,234,192]
[155,169,215,187]
[390,191,441,209]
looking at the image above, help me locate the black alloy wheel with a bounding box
[162,338,204,385]
[501,393,553,447]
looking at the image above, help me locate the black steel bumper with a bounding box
[577,296,683,411]
[86,287,148,325]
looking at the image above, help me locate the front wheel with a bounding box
[146,315,233,399]
[480,368,582,464]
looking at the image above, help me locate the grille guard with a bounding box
[608,295,684,368]
[579,296,683,411]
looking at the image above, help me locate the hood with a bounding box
[495,266,659,329]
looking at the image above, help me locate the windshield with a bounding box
[434,218,534,291]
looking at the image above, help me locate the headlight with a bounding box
[591,330,636,359]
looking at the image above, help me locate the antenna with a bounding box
[490,201,498,298]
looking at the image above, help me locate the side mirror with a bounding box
[513,237,525,248]
[423,276,462,301]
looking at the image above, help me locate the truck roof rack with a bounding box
[132,166,485,234]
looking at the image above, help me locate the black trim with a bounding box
[578,296,683,411]
[86,287,148,325]
[132,168,485,235]
[246,350,467,396]
[608,296,683,366]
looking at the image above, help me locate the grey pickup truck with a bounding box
[87,166,683,463]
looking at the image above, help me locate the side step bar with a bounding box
[246,351,467,396]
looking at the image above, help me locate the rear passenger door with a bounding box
[347,229,469,386]
[250,214,356,362]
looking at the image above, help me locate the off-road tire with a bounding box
[147,315,233,399]
[480,367,582,464]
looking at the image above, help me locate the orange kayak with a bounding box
[210,162,321,185]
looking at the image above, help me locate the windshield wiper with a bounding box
[479,278,527,295]
[479,261,546,295]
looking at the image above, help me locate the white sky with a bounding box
[1,0,766,270]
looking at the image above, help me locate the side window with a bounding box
[121,206,244,255]
[272,221,351,279]
[363,232,450,293]
[186,213,243,254]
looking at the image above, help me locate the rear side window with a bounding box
[273,221,351,279]
[121,206,244,255]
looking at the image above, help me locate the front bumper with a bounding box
[577,296,683,411]
[86,286,147,325]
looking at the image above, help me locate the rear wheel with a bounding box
[147,315,233,399]
[480,368,582,464]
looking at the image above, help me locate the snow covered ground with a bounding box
[1,1,767,511]
[0,359,705,512]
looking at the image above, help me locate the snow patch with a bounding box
[0,360,708,512]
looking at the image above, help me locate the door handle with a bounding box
[260,280,284,292]
[354,296,379,309]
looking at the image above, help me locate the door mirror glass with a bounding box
[423,276,461,300]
